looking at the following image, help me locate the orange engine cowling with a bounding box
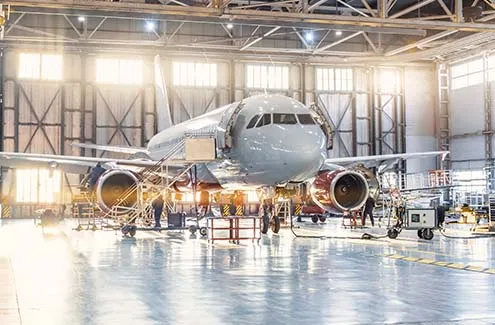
[310,169,369,214]
[96,169,139,215]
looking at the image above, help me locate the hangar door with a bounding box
[315,67,371,158]
[169,61,230,125]
[91,57,155,158]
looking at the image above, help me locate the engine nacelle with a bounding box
[96,169,139,215]
[310,169,369,214]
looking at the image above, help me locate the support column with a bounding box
[378,0,388,18]
[483,54,493,191]
[436,63,450,170]
[455,0,463,23]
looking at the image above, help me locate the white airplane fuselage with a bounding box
[146,94,328,190]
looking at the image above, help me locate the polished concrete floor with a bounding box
[1,218,495,325]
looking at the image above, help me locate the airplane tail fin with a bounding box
[154,54,173,131]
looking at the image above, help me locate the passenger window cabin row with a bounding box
[246,113,315,129]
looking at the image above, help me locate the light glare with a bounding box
[335,30,342,36]
[226,23,234,29]
[78,16,85,22]
[146,21,156,31]
[304,31,313,42]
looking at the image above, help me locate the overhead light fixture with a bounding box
[226,23,234,29]
[335,30,342,36]
[146,21,156,32]
[304,31,314,42]
[78,16,85,22]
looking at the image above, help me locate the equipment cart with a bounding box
[386,207,437,240]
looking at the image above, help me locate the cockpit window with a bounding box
[255,113,272,128]
[246,114,261,129]
[273,113,297,125]
[297,114,316,125]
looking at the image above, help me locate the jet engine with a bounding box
[310,169,369,214]
[95,169,139,215]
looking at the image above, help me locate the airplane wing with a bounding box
[0,152,178,175]
[71,143,149,155]
[325,151,449,167]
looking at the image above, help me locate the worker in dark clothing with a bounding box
[152,195,165,229]
[363,196,375,227]
[88,163,106,193]
[436,204,447,228]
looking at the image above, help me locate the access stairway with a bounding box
[97,133,216,235]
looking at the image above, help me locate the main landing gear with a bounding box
[261,214,281,234]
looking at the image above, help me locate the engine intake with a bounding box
[310,169,369,214]
[96,169,138,215]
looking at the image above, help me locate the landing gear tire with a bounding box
[121,225,130,236]
[261,215,270,234]
[417,229,424,239]
[189,225,197,235]
[311,216,319,223]
[199,227,208,237]
[387,229,399,239]
[296,216,302,222]
[271,216,281,234]
[319,216,326,223]
[129,226,137,237]
[422,228,434,240]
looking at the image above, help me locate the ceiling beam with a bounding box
[5,0,495,32]
[385,30,458,56]
[360,0,376,18]
[240,26,280,50]
[313,31,362,54]
[389,0,436,19]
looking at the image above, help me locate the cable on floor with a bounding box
[289,216,389,240]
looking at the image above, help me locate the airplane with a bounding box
[0,94,448,233]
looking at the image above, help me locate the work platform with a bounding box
[1,218,495,325]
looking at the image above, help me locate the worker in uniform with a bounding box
[363,196,375,227]
[436,203,447,228]
[87,163,106,197]
[152,194,165,229]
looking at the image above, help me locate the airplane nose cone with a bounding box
[277,127,326,180]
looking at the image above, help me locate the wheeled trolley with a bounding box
[387,208,437,240]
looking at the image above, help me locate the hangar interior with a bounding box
[1,1,495,324]
[2,0,495,215]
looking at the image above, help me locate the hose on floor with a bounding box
[289,216,389,240]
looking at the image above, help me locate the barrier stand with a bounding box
[207,216,261,244]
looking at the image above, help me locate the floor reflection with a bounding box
[0,219,494,325]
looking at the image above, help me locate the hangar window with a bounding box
[172,62,217,87]
[255,113,272,127]
[378,69,399,93]
[451,58,483,90]
[452,170,486,193]
[16,169,61,203]
[316,68,353,92]
[18,53,63,81]
[297,114,315,125]
[96,58,143,85]
[246,114,261,129]
[246,64,289,90]
[273,113,297,125]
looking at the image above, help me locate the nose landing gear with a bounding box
[261,214,281,234]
